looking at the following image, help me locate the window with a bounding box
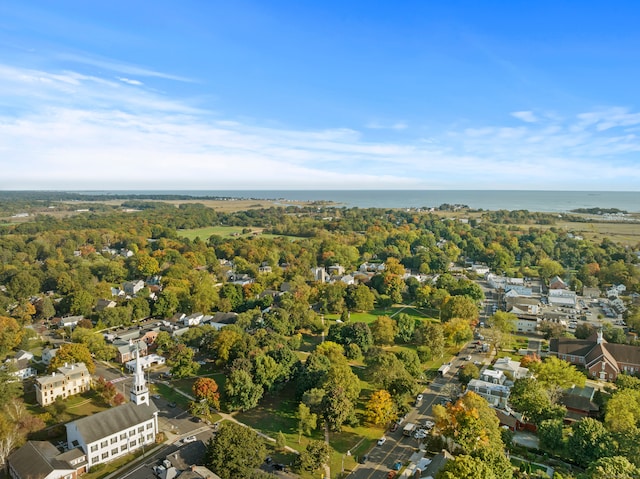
[147,434,153,442]
[112,449,118,456]
[130,440,137,447]
[146,423,153,430]
[121,445,127,452]
[91,456,99,464]
[101,452,109,460]
[90,445,98,453]
[129,430,135,437]
[138,426,144,433]
[111,437,117,444]
[101,440,108,448]
[120,433,127,440]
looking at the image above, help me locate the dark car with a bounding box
[358,454,369,464]
[273,464,286,471]
[191,416,202,422]
[390,422,398,432]
[168,402,177,408]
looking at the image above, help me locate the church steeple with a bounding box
[130,342,148,406]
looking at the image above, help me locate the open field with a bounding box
[177,225,299,241]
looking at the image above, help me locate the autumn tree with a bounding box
[193,377,221,410]
[365,389,396,426]
[0,316,24,357]
[443,317,473,346]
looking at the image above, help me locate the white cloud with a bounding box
[511,111,538,123]
[118,77,143,86]
[365,121,408,130]
[1,62,640,191]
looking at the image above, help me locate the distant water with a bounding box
[86,190,640,213]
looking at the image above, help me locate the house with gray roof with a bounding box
[7,440,83,479]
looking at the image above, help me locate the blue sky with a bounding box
[1,1,640,190]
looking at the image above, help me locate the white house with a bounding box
[493,357,530,380]
[466,379,511,408]
[41,347,59,365]
[548,289,577,308]
[35,362,91,407]
[125,354,166,372]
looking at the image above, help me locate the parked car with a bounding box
[390,422,398,432]
[168,402,177,408]
[387,471,397,479]
[183,435,197,443]
[377,436,387,446]
[358,454,369,464]
[273,464,286,471]
[392,460,402,471]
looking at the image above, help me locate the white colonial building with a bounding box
[35,362,91,407]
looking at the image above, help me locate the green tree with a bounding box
[485,311,516,354]
[71,327,116,361]
[296,440,331,473]
[275,431,286,452]
[537,258,565,280]
[68,290,96,316]
[345,284,375,312]
[395,313,416,342]
[584,456,639,479]
[414,321,445,360]
[567,417,616,467]
[530,356,586,402]
[297,402,317,443]
[136,254,160,277]
[168,343,200,378]
[205,421,267,479]
[438,454,496,479]
[443,317,473,345]
[36,296,56,320]
[370,315,398,345]
[153,290,179,318]
[441,295,478,322]
[509,378,565,425]
[322,387,354,431]
[538,418,565,452]
[225,369,263,411]
[458,363,480,386]
[49,343,96,374]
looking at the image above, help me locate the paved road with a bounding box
[348,341,492,479]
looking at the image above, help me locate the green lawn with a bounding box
[178,225,299,241]
[325,305,436,325]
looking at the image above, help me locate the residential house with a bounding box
[310,267,329,283]
[492,357,530,380]
[559,385,599,421]
[4,356,37,380]
[123,280,145,296]
[418,450,453,479]
[115,340,148,364]
[35,362,91,407]
[96,299,117,311]
[466,378,511,408]
[582,287,601,299]
[42,347,59,365]
[125,354,165,372]
[337,274,355,285]
[550,330,640,381]
[549,276,568,290]
[327,264,345,276]
[8,440,85,479]
[55,316,83,329]
[258,264,272,274]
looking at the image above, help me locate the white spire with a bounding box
[130,342,148,406]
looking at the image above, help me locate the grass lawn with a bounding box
[155,383,192,409]
[325,305,436,325]
[178,225,300,241]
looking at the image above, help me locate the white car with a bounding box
[424,420,435,429]
[377,436,387,446]
[465,355,472,361]
[413,429,428,439]
[183,435,197,443]
[416,394,424,402]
